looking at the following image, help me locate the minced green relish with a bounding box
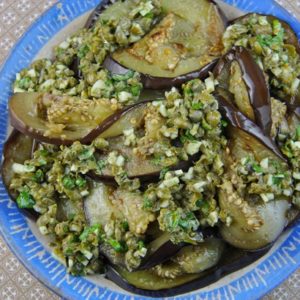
[14,60,142,105]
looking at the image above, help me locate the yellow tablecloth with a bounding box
[0,0,299,299]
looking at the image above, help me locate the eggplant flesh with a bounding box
[214,46,272,135]
[84,182,115,228]
[109,0,225,88]
[56,197,84,222]
[94,136,163,181]
[1,130,37,219]
[82,100,154,142]
[109,266,200,292]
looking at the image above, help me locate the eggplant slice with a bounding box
[138,227,219,271]
[216,94,284,160]
[9,90,200,180]
[214,75,292,250]
[214,46,272,135]
[84,183,219,270]
[1,130,38,219]
[106,245,270,297]
[219,149,290,250]
[219,182,290,250]
[218,96,291,250]
[90,135,200,183]
[108,238,224,291]
[9,92,117,145]
[228,13,300,114]
[1,130,34,199]
[106,0,226,89]
[72,0,162,80]
[9,93,151,145]
[93,137,164,182]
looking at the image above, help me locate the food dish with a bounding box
[0,0,298,300]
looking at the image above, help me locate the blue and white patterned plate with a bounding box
[0,1,300,299]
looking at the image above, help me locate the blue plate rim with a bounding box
[0,1,300,299]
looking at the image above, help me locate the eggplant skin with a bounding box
[138,240,184,271]
[287,209,300,229]
[104,57,219,90]
[214,46,272,136]
[105,247,270,297]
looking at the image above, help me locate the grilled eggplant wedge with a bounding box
[105,0,226,89]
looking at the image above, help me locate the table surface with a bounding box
[0,0,300,299]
